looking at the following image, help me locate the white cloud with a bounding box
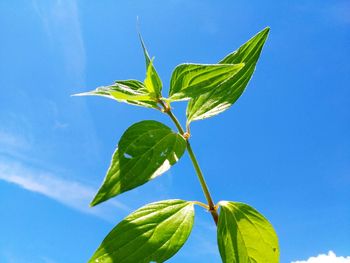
[292,251,350,263]
[0,158,130,222]
[0,130,31,152]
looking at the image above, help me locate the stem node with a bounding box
[183,132,190,140]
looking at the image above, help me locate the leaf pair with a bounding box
[74,35,162,109]
[89,200,278,263]
[76,27,270,123]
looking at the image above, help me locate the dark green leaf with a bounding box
[139,34,163,98]
[90,121,186,206]
[217,201,279,263]
[73,79,159,109]
[186,27,270,122]
[89,199,195,263]
[168,63,244,101]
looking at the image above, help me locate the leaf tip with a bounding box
[71,92,83,97]
[90,196,101,207]
[138,31,151,64]
[71,91,94,97]
[262,26,271,36]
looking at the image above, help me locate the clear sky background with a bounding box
[0,1,349,263]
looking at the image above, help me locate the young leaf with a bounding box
[144,59,162,98]
[90,120,186,206]
[73,79,159,109]
[89,199,195,263]
[168,63,245,101]
[186,27,270,122]
[139,33,163,98]
[217,201,279,263]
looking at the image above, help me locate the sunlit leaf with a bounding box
[139,33,162,98]
[89,200,195,263]
[90,120,186,206]
[168,63,244,101]
[187,27,270,122]
[73,79,159,109]
[217,201,279,263]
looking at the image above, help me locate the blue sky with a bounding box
[0,0,349,262]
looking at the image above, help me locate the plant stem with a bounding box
[186,141,219,225]
[166,108,185,134]
[160,101,219,225]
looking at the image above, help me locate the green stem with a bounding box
[186,140,219,225]
[167,109,185,134]
[160,101,219,225]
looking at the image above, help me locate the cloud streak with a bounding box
[32,0,86,82]
[0,158,129,222]
[292,251,350,263]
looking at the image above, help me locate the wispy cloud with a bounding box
[32,0,86,82]
[0,130,31,153]
[0,130,37,167]
[292,251,350,263]
[0,158,130,222]
[30,0,101,159]
[0,131,28,150]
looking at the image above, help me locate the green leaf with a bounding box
[73,79,159,109]
[168,63,245,101]
[217,201,279,263]
[186,27,270,122]
[144,59,162,97]
[139,33,163,98]
[90,121,186,206]
[89,199,195,263]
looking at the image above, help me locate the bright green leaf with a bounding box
[186,27,270,122]
[217,201,279,263]
[73,79,159,109]
[168,63,245,101]
[139,33,163,98]
[89,199,195,263]
[144,59,162,97]
[90,121,186,206]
